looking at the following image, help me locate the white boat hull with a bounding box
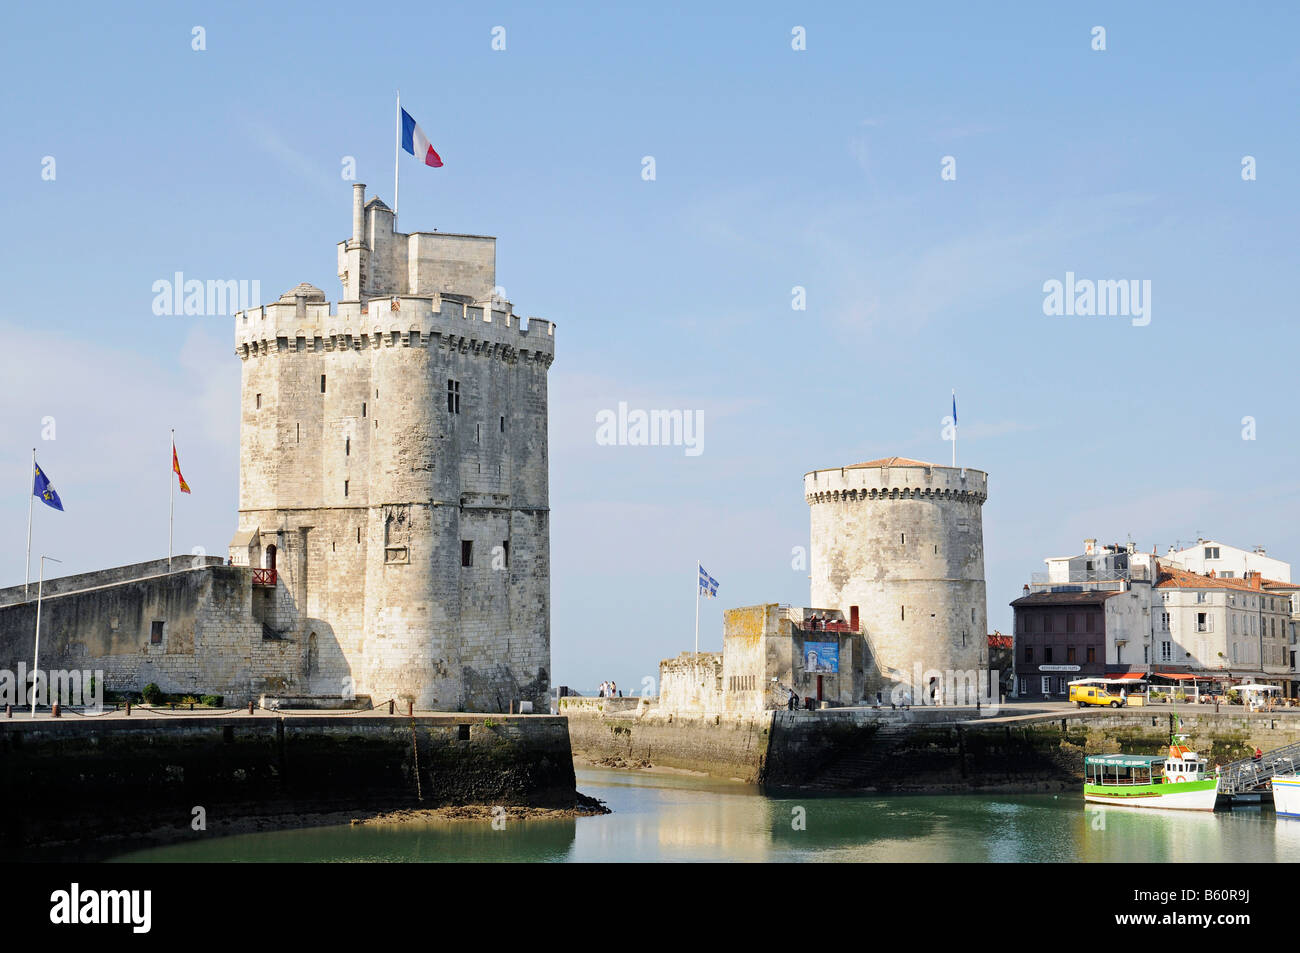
[1084,785,1220,811]
[1273,776,1300,817]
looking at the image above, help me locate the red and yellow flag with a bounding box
[172,442,191,494]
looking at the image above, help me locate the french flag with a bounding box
[400,107,443,168]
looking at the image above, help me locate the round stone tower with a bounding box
[804,457,989,698]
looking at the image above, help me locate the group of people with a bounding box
[806,613,840,631]
[598,680,620,698]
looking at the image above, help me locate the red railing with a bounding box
[797,621,859,634]
[251,568,277,586]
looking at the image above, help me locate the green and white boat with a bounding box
[1084,736,1220,811]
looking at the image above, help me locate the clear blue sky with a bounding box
[1,1,1297,692]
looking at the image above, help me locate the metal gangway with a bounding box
[1215,740,1300,796]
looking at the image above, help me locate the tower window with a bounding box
[362,402,367,418]
[901,533,906,544]
[461,540,473,567]
[321,374,327,394]
[502,540,510,567]
[256,393,262,409]
[345,437,350,456]
[901,606,905,621]
[296,423,300,443]
[343,480,349,497]
[476,424,480,444]
[447,379,461,414]
[150,620,165,644]
[500,416,505,433]
[357,527,361,544]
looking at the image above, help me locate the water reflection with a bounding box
[110,767,1291,863]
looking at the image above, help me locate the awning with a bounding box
[1069,676,1147,685]
[1153,672,1210,681]
[1113,672,1146,681]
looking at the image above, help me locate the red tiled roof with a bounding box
[1154,561,1288,591]
[845,456,938,469]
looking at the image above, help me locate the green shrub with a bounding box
[141,683,162,704]
[200,694,223,707]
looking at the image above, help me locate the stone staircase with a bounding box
[813,724,911,789]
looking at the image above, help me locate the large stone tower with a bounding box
[230,184,555,712]
[804,457,988,697]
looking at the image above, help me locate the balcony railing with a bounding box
[795,621,859,634]
[251,568,277,587]
[1032,567,1142,585]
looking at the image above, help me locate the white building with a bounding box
[1018,536,1296,696]
[1166,539,1291,583]
[1152,564,1291,689]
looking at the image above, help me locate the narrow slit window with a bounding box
[320,374,327,394]
[461,540,473,567]
[343,480,349,497]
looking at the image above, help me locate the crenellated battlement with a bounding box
[234,291,555,364]
[804,460,987,505]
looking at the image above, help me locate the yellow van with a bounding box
[1069,683,1125,708]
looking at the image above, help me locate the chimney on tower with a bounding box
[351,183,366,248]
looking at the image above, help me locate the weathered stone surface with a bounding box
[805,461,989,697]
[0,713,576,851]
[231,187,555,712]
[0,187,556,714]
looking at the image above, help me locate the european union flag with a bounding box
[33,460,64,512]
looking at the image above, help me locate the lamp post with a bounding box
[30,554,61,717]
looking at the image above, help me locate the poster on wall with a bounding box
[804,641,839,674]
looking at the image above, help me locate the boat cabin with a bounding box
[1084,753,1165,787]
[1163,743,1208,783]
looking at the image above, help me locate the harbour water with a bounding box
[111,766,1297,863]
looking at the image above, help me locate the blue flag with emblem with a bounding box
[698,563,718,598]
[33,460,64,511]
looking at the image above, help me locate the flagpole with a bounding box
[952,389,957,468]
[31,554,60,717]
[168,429,174,572]
[394,90,401,221]
[24,447,33,601]
[694,561,700,654]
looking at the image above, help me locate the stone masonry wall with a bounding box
[806,463,989,698]
[0,565,298,703]
[0,712,577,851]
[231,189,555,713]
